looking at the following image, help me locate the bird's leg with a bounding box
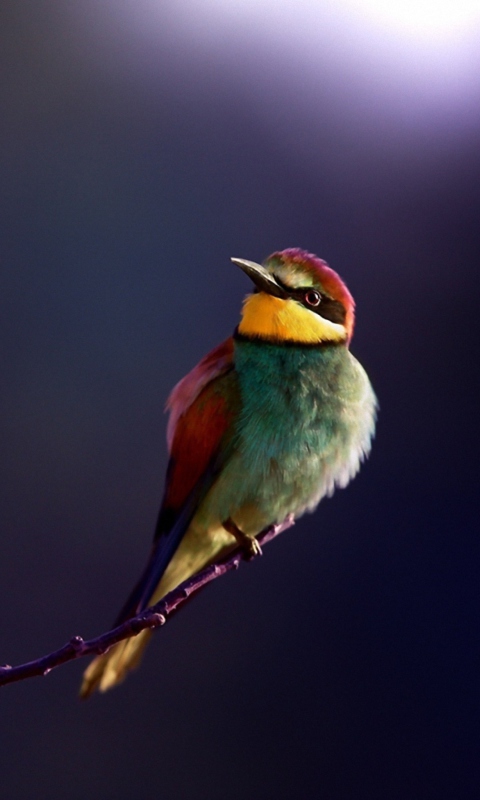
[223,518,263,559]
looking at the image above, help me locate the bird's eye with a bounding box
[304,290,321,307]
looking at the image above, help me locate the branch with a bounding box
[0,516,294,688]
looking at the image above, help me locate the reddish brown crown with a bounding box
[265,248,355,339]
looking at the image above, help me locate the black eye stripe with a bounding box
[310,295,346,324]
[273,276,346,324]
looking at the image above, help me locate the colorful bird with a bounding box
[80,248,377,697]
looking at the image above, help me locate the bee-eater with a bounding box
[80,248,377,697]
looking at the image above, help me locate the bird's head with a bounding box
[233,248,355,346]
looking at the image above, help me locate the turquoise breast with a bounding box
[211,338,377,529]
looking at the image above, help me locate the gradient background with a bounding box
[1,2,480,798]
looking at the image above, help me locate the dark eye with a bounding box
[304,290,321,307]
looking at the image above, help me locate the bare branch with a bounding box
[0,516,294,688]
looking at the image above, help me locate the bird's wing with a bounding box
[114,337,236,623]
[165,336,235,450]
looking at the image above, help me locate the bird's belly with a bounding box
[198,422,352,537]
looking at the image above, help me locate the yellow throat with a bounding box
[238,292,347,345]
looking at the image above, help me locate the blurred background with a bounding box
[1,1,479,797]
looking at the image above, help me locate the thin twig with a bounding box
[0,516,294,688]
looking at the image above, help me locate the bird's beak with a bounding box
[231,258,288,299]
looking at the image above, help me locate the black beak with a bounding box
[231,257,288,299]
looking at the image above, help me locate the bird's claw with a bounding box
[244,536,263,560]
[223,518,263,559]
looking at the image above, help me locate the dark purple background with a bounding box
[1,3,479,798]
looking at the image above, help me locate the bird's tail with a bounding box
[79,629,152,698]
[79,522,233,698]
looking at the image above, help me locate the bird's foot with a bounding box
[223,518,263,560]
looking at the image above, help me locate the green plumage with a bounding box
[199,338,376,534]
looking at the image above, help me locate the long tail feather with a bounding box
[80,630,152,698]
[79,519,233,697]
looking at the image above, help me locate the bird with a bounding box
[80,248,377,697]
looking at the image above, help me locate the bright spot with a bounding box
[343,0,480,40]
[139,0,480,112]
[191,0,480,43]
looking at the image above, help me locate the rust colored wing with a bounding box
[114,338,237,622]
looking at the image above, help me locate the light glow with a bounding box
[113,0,480,129]
[196,0,480,41]
[343,0,480,40]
